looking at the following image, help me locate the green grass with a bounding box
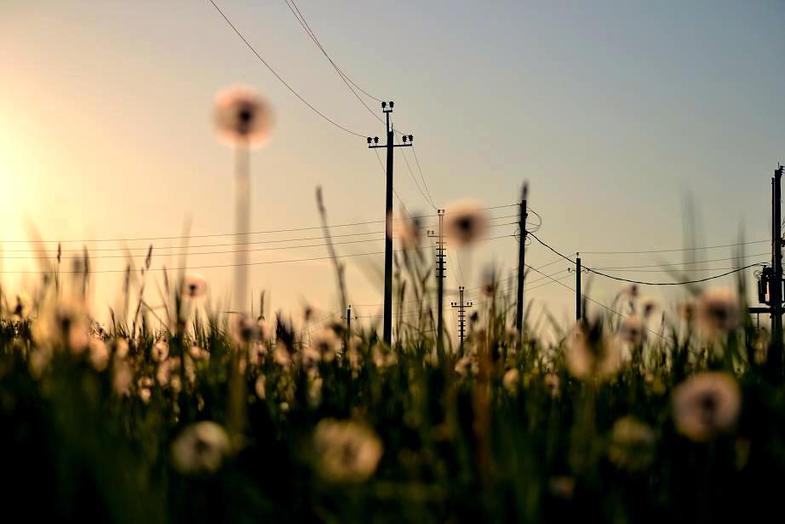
[1,267,784,524]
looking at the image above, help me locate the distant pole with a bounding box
[346,305,352,337]
[515,184,529,334]
[769,164,784,378]
[451,286,473,346]
[576,254,582,321]
[367,102,413,346]
[428,210,446,355]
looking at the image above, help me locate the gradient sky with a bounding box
[1,1,784,340]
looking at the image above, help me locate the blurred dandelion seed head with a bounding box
[444,200,489,247]
[213,86,274,148]
[313,419,383,483]
[183,273,207,299]
[608,416,656,472]
[673,372,741,442]
[171,421,231,475]
[565,322,622,381]
[696,288,740,335]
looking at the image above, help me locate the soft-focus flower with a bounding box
[696,288,740,335]
[310,327,340,363]
[152,338,169,362]
[564,322,622,381]
[139,387,152,404]
[444,200,488,246]
[619,316,645,345]
[673,372,741,442]
[313,419,383,483]
[171,421,231,475]
[274,342,292,367]
[372,345,397,369]
[232,314,261,345]
[254,375,266,400]
[157,357,181,388]
[183,273,207,298]
[88,337,109,372]
[503,368,520,394]
[642,298,659,319]
[544,373,561,398]
[394,213,423,250]
[214,86,273,148]
[608,416,656,472]
[454,355,478,377]
[113,360,133,396]
[189,345,210,361]
[113,338,130,359]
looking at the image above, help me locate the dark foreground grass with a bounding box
[1,271,785,524]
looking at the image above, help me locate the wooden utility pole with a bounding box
[367,101,413,346]
[428,210,446,354]
[451,286,473,346]
[769,164,784,377]
[515,184,528,334]
[576,254,582,321]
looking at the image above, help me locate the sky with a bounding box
[1,0,784,340]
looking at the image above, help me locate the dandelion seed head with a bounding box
[696,288,740,335]
[444,200,488,247]
[394,214,423,250]
[503,368,520,394]
[673,371,741,442]
[171,421,231,475]
[619,316,645,345]
[313,419,383,483]
[608,416,656,472]
[254,375,266,400]
[113,360,133,396]
[183,273,207,299]
[88,337,109,372]
[565,322,622,381]
[214,86,273,148]
[152,338,169,362]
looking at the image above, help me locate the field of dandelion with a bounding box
[2,255,785,523]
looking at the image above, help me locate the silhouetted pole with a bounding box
[576,254,582,321]
[346,305,352,336]
[769,164,784,378]
[367,101,413,346]
[515,184,529,334]
[451,286,473,346]
[428,210,446,355]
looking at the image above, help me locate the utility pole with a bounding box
[367,101,413,346]
[427,210,446,354]
[451,286,473,346]
[515,184,528,334]
[769,164,784,377]
[345,305,353,336]
[576,253,582,321]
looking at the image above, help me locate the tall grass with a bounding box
[0,230,783,524]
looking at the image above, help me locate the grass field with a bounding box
[1,251,784,524]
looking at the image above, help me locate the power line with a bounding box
[529,232,764,287]
[282,0,384,126]
[592,252,770,271]
[580,239,768,255]
[0,233,516,275]
[207,0,367,138]
[524,262,664,340]
[399,148,436,210]
[2,220,520,260]
[283,0,383,103]
[410,147,437,209]
[0,206,519,248]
